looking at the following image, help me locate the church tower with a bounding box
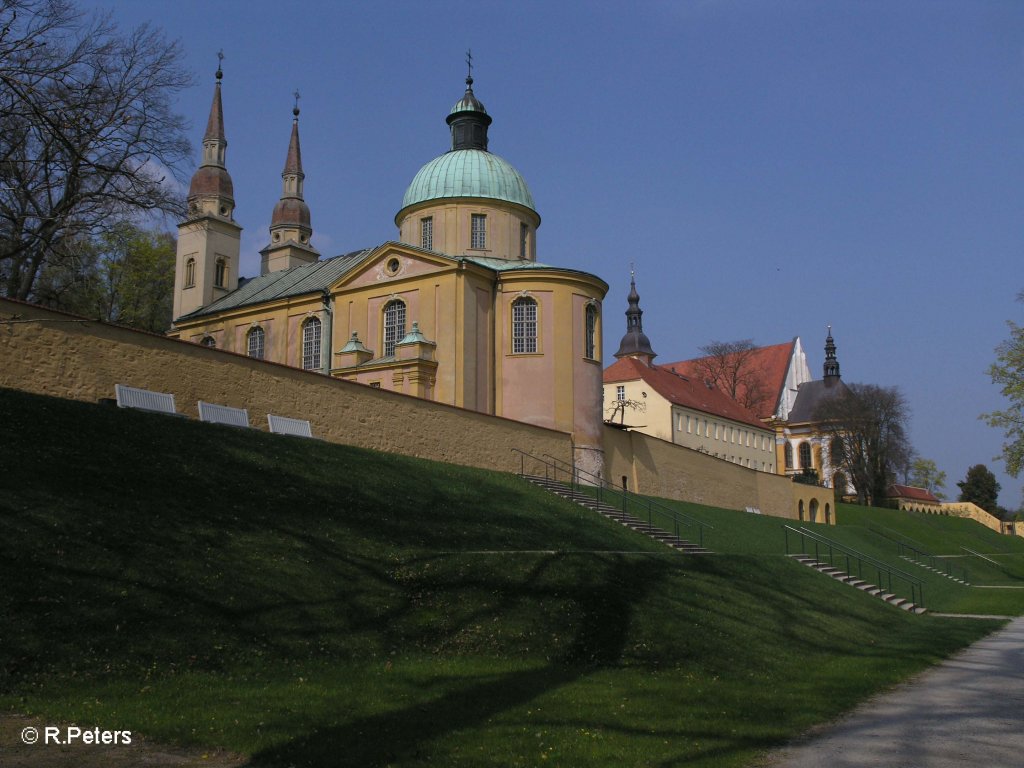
[614,274,657,366]
[173,57,242,321]
[823,326,841,384]
[260,95,319,274]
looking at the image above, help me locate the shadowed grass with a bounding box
[0,388,1004,767]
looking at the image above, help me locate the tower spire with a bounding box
[261,94,318,274]
[174,53,241,321]
[614,271,657,365]
[823,325,841,382]
[187,53,234,215]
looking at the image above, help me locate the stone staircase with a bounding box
[899,555,969,585]
[788,554,927,614]
[523,475,711,554]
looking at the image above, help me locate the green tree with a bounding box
[0,0,191,300]
[957,464,1001,514]
[814,383,911,507]
[34,222,175,332]
[983,291,1024,479]
[908,456,947,499]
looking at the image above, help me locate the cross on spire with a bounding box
[293,89,301,118]
[216,49,224,81]
[465,48,474,86]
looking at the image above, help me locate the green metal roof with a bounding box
[175,248,372,321]
[400,149,536,213]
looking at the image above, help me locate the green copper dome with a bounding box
[401,149,536,213]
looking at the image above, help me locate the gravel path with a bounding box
[760,617,1024,768]
[0,714,247,768]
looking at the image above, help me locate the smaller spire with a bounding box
[282,92,303,177]
[823,325,841,381]
[204,52,226,144]
[614,271,657,364]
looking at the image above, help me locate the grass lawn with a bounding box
[0,387,1007,767]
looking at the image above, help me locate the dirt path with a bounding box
[0,714,247,768]
[759,617,1024,768]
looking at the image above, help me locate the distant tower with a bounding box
[260,92,319,274]
[613,272,657,366]
[823,326,841,383]
[173,55,242,321]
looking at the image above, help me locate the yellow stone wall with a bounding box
[602,426,835,523]
[3,297,834,527]
[936,501,1024,538]
[0,299,574,474]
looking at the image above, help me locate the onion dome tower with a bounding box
[173,54,242,321]
[261,92,319,274]
[614,273,657,366]
[395,55,540,261]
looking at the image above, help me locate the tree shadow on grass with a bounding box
[243,555,667,767]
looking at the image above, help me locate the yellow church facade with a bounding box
[167,65,608,474]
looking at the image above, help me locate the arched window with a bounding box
[302,316,322,370]
[831,437,844,464]
[584,303,597,359]
[784,442,794,469]
[214,258,226,288]
[200,335,215,348]
[383,299,406,357]
[247,326,265,360]
[799,442,813,469]
[184,258,196,288]
[511,296,537,354]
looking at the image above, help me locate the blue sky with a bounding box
[89,0,1023,508]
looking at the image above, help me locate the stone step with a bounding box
[788,555,927,614]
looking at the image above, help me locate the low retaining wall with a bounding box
[0,299,573,473]
[603,426,834,523]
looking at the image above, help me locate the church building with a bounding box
[168,64,609,474]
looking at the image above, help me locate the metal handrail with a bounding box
[784,524,925,609]
[896,541,969,583]
[511,447,710,548]
[868,526,967,583]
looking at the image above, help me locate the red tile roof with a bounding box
[604,356,766,429]
[660,340,796,420]
[888,485,942,504]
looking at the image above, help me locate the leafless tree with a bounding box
[605,397,646,426]
[815,383,911,507]
[0,0,192,300]
[694,339,770,414]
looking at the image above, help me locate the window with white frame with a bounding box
[247,326,265,359]
[383,299,407,357]
[471,214,487,249]
[420,217,433,250]
[616,385,625,401]
[511,296,537,353]
[584,303,597,359]
[302,316,322,370]
[184,258,196,288]
[214,258,226,288]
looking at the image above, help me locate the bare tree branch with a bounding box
[0,0,193,300]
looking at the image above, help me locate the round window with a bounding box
[386,258,401,275]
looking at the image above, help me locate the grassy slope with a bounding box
[0,388,1004,767]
